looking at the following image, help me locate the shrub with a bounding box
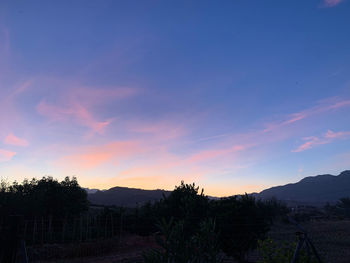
[143,217,223,263]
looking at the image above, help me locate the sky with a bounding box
[0,0,350,196]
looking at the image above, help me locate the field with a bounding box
[27,219,350,263]
[268,220,350,263]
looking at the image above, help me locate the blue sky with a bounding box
[0,0,349,195]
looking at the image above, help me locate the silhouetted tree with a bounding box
[211,194,271,262]
[135,182,282,261]
[0,176,88,218]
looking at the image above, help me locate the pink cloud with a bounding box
[36,85,137,136]
[186,145,248,164]
[37,99,112,135]
[325,130,350,139]
[293,129,350,152]
[264,98,350,132]
[293,136,323,152]
[127,121,186,141]
[9,80,33,98]
[0,149,16,162]
[0,80,35,133]
[322,0,344,7]
[4,133,29,147]
[57,141,143,170]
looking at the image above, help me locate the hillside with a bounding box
[258,170,350,205]
[87,186,171,207]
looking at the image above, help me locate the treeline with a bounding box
[0,178,288,262]
[0,176,88,217]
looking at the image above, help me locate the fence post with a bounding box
[86,214,89,241]
[98,215,101,239]
[23,220,27,241]
[80,215,83,242]
[48,215,52,243]
[41,217,44,246]
[104,215,108,239]
[32,217,37,245]
[72,217,77,242]
[119,209,123,244]
[62,216,66,243]
[111,213,114,237]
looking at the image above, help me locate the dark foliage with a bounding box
[0,176,88,217]
[135,182,286,262]
[143,217,223,263]
[0,177,287,262]
[325,197,350,219]
[210,195,271,262]
[155,181,210,237]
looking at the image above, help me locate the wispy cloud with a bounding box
[293,129,350,152]
[325,130,350,139]
[127,121,186,141]
[36,86,137,136]
[37,99,112,135]
[263,98,350,132]
[4,133,29,147]
[0,149,16,162]
[322,0,344,7]
[186,144,248,164]
[56,141,144,170]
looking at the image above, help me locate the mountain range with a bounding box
[88,186,171,207]
[258,170,350,206]
[86,170,350,207]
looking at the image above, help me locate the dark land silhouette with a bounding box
[88,186,171,207]
[1,171,350,262]
[86,170,350,208]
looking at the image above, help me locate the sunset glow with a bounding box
[0,0,349,196]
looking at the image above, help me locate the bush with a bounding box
[139,182,286,262]
[143,217,223,263]
[211,195,271,262]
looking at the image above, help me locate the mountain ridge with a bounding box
[258,170,350,205]
[87,186,171,207]
[86,170,350,207]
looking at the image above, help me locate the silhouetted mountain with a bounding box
[87,170,350,207]
[258,170,350,206]
[88,186,171,207]
[83,188,101,194]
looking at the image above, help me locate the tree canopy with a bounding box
[0,176,88,217]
